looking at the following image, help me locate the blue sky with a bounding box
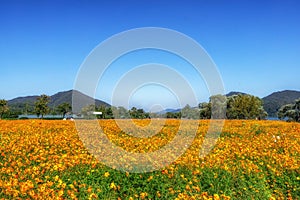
[1,0,300,110]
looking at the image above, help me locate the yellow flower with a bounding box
[140,192,148,199]
[58,190,64,197]
[213,194,220,200]
[104,172,110,177]
[88,193,97,200]
[109,182,117,190]
[54,175,59,181]
[156,191,161,197]
[147,175,153,181]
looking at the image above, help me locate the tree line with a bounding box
[0,94,72,119]
[0,93,299,122]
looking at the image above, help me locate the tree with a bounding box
[111,106,131,119]
[129,107,149,119]
[23,102,31,115]
[105,107,114,119]
[226,94,267,119]
[278,98,300,122]
[117,106,130,119]
[0,99,9,119]
[181,104,199,119]
[165,112,181,119]
[198,95,227,119]
[97,105,106,119]
[199,102,211,119]
[129,107,138,118]
[57,103,72,118]
[81,104,96,119]
[210,95,227,119]
[34,94,50,119]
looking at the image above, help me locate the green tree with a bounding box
[111,106,130,119]
[23,102,31,115]
[81,104,96,119]
[199,102,211,119]
[226,94,267,119]
[165,112,181,119]
[111,106,119,118]
[181,104,199,119]
[117,106,130,119]
[57,103,72,118]
[129,107,138,118]
[0,99,9,119]
[105,107,114,119]
[278,99,300,122]
[34,94,50,119]
[210,94,227,119]
[96,105,106,119]
[129,107,149,119]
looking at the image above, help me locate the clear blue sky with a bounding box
[1,0,300,110]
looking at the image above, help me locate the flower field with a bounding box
[0,119,299,199]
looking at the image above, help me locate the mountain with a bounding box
[7,89,300,117]
[226,91,248,97]
[8,90,110,113]
[262,90,300,117]
[156,108,181,115]
[8,95,39,112]
[223,90,300,117]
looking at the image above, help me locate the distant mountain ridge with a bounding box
[156,108,181,114]
[6,89,300,117]
[226,91,248,96]
[262,90,300,117]
[8,90,110,113]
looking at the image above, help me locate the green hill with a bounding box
[8,90,110,114]
[262,90,300,117]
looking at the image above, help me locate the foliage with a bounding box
[198,102,211,119]
[104,107,114,119]
[199,102,211,119]
[165,112,181,119]
[56,103,72,118]
[1,110,19,119]
[112,106,131,119]
[181,104,199,119]
[81,105,128,119]
[278,98,300,122]
[129,107,149,119]
[34,94,50,119]
[0,99,9,119]
[210,94,227,119]
[0,120,299,199]
[226,94,267,119]
[199,94,267,120]
[81,104,97,119]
